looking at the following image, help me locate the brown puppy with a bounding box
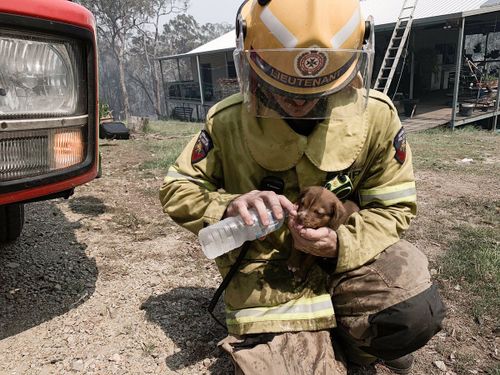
[288,186,359,281]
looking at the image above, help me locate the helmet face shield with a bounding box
[234,0,375,120]
[235,47,374,119]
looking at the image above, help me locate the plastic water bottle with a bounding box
[198,209,285,259]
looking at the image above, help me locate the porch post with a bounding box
[493,62,500,132]
[409,51,415,100]
[159,59,168,119]
[224,51,229,77]
[176,58,182,81]
[451,17,465,130]
[196,55,205,122]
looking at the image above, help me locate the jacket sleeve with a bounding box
[335,105,417,273]
[159,121,239,235]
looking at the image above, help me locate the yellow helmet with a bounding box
[235,0,372,97]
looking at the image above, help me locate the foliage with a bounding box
[77,0,163,119]
[161,14,232,54]
[440,226,499,319]
[201,22,233,44]
[408,126,499,175]
[487,364,500,375]
[162,14,204,54]
[99,102,112,120]
[145,120,204,137]
[140,138,190,171]
[139,120,203,171]
[409,126,500,321]
[76,0,231,119]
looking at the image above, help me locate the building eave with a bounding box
[157,48,234,61]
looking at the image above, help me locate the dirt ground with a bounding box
[0,130,498,375]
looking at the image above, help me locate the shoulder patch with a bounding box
[191,130,213,164]
[393,127,407,164]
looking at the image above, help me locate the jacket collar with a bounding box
[242,98,368,172]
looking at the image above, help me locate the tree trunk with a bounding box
[117,43,130,121]
[143,27,162,118]
[152,61,162,117]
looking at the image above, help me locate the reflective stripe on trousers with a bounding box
[226,294,335,327]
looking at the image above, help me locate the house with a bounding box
[158,0,500,131]
[158,31,238,122]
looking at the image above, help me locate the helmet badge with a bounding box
[295,50,328,77]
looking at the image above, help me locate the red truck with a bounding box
[0,0,99,242]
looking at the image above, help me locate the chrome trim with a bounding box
[0,115,88,132]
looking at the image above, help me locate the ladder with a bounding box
[374,0,419,95]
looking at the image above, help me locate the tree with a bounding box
[130,1,189,117]
[200,22,233,44]
[159,15,232,95]
[78,0,151,120]
[130,14,231,117]
[77,0,188,120]
[77,0,231,119]
[162,14,203,54]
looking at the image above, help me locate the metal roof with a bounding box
[158,31,234,60]
[158,0,499,60]
[362,0,492,28]
[479,0,500,8]
[188,30,235,55]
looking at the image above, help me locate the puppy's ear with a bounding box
[329,197,347,230]
[299,187,311,198]
[297,187,311,204]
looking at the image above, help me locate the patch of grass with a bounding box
[408,126,499,174]
[140,137,193,171]
[440,196,500,227]
[140,120,204,172]
[111,209,147,230]
[453,352,478,375]
[487,364,500,375]
[143,185,161,199]
[141,342,157,357]
[144,120,203,137]
[439,226,499,319]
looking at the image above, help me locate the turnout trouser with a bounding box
[219,240,445,374]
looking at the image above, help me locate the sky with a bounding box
[184,0,240,25]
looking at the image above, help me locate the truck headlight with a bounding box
[0,28,91,183]
[0,32,86,118]
[0,125,87,182]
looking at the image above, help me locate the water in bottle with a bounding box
[198,208,285,259]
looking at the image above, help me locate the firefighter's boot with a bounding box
[381,354,414,374]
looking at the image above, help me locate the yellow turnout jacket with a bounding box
[159,90,417,335]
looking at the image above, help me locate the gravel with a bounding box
[0,137,231,374]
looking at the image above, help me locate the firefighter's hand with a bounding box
[224,190,296,227]
[288,214,339,258]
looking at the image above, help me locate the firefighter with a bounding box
[160,0,445,373]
